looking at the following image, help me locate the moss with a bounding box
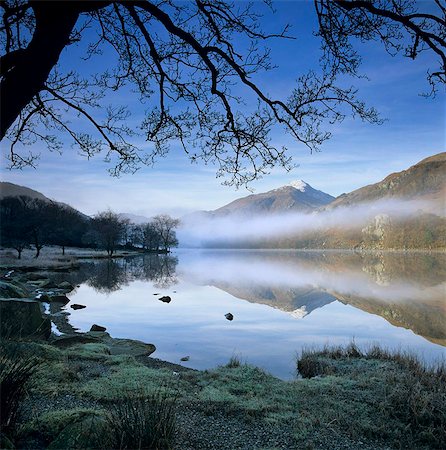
[21,408,105,445]
[64,343,111,360]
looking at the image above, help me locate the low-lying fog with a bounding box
[179,198,442,247]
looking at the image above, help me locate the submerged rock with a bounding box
[159,295,171,303]
[71,304,86,310]
[181,356,190,361]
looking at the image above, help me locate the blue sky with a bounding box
[0,1,444,218]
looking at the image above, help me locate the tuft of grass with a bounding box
[225,354,242,369]
[107,388,177,450]
[297,343,446,449]
[0,353,40,436]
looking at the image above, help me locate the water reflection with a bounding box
[64,251,445,378]
[63,254,179,294]
[178,251,446,345]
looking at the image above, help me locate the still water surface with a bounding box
[60,250,445,379]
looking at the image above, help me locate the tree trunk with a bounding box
[62,245,65,255]
[0,1,112,138]
[35,245,42,259]
[17,248,22,259]
[0,3,80,138]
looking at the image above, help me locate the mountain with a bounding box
[212,180,334,217]
[118,213,151,224]
[325,152,446,212]
[0,181,90,220]
[0,182,50,201]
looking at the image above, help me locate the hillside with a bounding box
[326,152,446,213]
[0,182,50,201]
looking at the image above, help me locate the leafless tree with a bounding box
[152,214,180,252]
[1,1,443,185]
[92,209,129,256]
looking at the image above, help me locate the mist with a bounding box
[177,251,446,306]
[178,198,442,247]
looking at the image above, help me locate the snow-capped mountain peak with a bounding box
[287,180,308,192]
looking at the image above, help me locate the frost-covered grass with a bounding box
[3,337,445,449]
[0,245,141,269]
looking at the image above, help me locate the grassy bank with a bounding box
[1,338,444,450]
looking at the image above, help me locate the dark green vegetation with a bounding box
[0,194,179,258]
[1,331,444,449]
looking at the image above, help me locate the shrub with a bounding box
[0,353,40,435]
[107,388,177,450]
[296,343,446,448]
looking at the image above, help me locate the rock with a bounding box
[181,356,190,361]
[51,332,156,357]
[26,272,47,281]
[90,324,106,332]
[0,280,29,298]
[49,295,70,305]
[37,279,58,289]
[159,295,171,303]
[107,338,156,357]
[52,334,105,347]
[70,304,86,310]
[225,313,234,321]
[35,293,51,302]
[0,298,51,339]
[58,281,74,291]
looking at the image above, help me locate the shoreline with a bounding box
[1,248,445,449]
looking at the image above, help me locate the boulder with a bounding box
[90,324,106,332]
[51,332,156,357]
[225,313,234,321]
[49,295,70,305]
[70,304,86,310]
[0,280,28,299]
[159,295,171,303]
[0,298,51,339]
[106,338,156,357]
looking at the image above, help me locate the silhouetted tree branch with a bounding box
[315,0,446,95]
[1,1,441,185]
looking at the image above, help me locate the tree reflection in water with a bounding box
[85,254,178,294]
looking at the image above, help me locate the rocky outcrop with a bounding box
[0,280,29,298]
[0,298,51,339]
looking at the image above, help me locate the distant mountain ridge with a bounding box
[182,152,445,250]
[206,180,335,218]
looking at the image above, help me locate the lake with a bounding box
[58,250,445,379]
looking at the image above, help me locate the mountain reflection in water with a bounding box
[65,251,445,379]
